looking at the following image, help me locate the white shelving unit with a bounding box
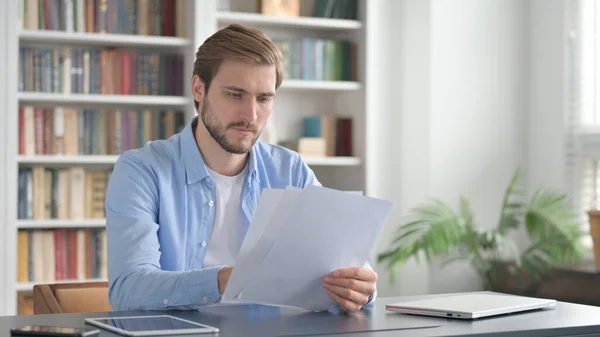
[17,155,360,167]
[17,219,106,229]
[1,0,199,316]
[18,155,120,165]
[19,30,191,48]
[280,80,362,91]
[303,156,361,166]
[216,11,363,30]
[0,0,378,316]
[17,93,191,107]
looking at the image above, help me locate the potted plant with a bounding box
[377,169,585,291]
[586,210,600,271]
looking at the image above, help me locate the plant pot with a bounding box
[489,261,536,295]
[586,210,600,271]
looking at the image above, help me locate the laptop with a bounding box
[385,293,556,320]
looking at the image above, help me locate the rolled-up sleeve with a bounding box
[105,153,225,311]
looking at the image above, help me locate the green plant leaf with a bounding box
[392,219,429,233]
[519,229,584,281]
[505,202,526,209]
[497,169,526,234]
[377,197,467,283]
[459,196,473,229]
[441,254,468,268]
[390,227,424,244]
[523,187,585,277]
[376,249,400,262]
[497,235,521,265]
[378,167,584,287]
[525,188,580,243]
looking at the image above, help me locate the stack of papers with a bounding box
[222,185,394,311]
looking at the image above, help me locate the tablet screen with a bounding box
[91,316,210,332]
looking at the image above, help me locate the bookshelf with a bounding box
[17,93,192,107]
[18,155,120,165]
[280,79,361,91]
[18,155,360,167]
[303,156,361,166]
[17,219,106,230]
[0,0,374,316]
[216,11,363,30]
[19,30,191,48]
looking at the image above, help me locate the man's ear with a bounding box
[192,75,206,104]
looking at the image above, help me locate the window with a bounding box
[566,0,600,249]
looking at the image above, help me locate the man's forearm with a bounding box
[109,265,226,311]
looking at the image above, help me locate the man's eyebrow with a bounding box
[222,85,275,97]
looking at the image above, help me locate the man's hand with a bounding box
[218,266,233,295]
[322,267,377,313]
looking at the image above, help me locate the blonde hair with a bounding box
[193,24,284,110]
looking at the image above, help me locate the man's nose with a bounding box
[240,98,258,122]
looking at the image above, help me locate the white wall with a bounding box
[0,0,9,313]
[527,0,568,197]
[427,0,528,293]
[368,0,432,297]
[371,0,530,296]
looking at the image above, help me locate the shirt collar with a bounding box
[180,116,260,185]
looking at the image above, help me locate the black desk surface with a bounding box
[3,292,600,337]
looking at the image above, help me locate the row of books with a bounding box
[19,47,185,96]
[22,0,185,37]
[313,0,358,20]
[19,106,186,156]
[18,167,112,220]
[274,38,357,82]
[17,228,107,283]
[282,116,353,157]
[301,116,353,157]
[251,0,357,20]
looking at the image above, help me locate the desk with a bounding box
[1,293,600,337]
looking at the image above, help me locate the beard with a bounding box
[200,99,261,154]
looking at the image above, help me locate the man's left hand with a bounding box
[322,267,378,313]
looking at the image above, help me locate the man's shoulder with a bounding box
[116,136,181,171]
[252,141,321,187]
[253,141,304,165]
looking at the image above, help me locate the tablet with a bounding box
[84,315,219,336]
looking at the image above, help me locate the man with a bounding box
[105,24,377,313]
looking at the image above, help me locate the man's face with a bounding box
[193,59,276,154]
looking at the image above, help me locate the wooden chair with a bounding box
[32,282,112,314]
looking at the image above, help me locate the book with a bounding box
[21,0,185,37]
[18,167,112,221]
[300,116,352,157]
[273,38,357,82]
[19,47,185,96]
[19,106,185,156]
[16,228,107,283]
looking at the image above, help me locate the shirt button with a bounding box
[208,200,214,207]
[201,241,207,247]
[163,298,169,304]
[203,297,208,303]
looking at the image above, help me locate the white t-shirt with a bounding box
[202,165,247,269]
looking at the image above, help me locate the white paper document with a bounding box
[223,187,301,301]
[222,185,394,311]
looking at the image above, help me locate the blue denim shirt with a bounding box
[105,116,376,311]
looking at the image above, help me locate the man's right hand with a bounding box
[218,266,233,295]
